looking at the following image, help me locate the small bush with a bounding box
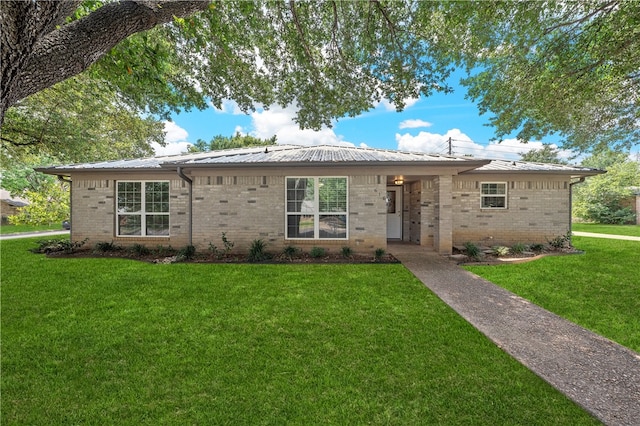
[130,244,151,256]
[32,238,87,254]
[153,245,175,256]
[209,233,235,259]
[548,231,572,249]
[463,242,481,260]
[492,246,510,257]
[310,247,326,258]
[511,243,527,254]
[282,245,299,260]
[94,241,121,252]
[341,246,353,258]
[374,248,386,261]
[221,232,235,254]
[176,245,196,261]
[248,239,268,262]
[529,243,545,252]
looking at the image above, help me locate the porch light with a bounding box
[394,178,404,185]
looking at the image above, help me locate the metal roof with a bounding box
[466,159,603,176]
[36,144,603,177]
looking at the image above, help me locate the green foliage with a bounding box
[153,245,175,256]
[1,74,164,165]
[130,244,151,256]
[8,179,69,226]
[374,248,386,261]
[309,247,326,258]
[341,246,353,258]
[209,232,235,258]
[463,242,481,260]
[31,238,86,254]
[492,246,511,257]
[188,133,277,152]
[176,245,196,261]
[519,144,569,164]
[529,243,545,252]
[282,245,299,260]
[573,151,640,224]
[548,232,572,250]
[247,239,268,262]
[94,241,122,253]
[511,243,527,255]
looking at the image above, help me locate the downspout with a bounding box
[569,177,586,242]
[58,175,72,238]
[176,167,193,246]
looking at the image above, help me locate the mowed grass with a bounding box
[1,239,598,425]
[0,223,62,234]
[466,237,640,352]
[573,223,640,237]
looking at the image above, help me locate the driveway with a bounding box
[0,230,70,240]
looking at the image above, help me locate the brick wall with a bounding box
[451,174,572,246]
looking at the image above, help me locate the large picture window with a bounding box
[286,177,347,239]
[481,182,507,209]
[117,181,169,236]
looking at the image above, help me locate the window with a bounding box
[117,181,169,236]
[481,182,507,209]
[286,177,347,239]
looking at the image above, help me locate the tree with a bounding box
[519,144,569,164]
[1,73,165,166]
[433,2,640,152]
[188,133,277,153]
[573,150,640,224]
[2,1,639,153]
[7,178,70,226]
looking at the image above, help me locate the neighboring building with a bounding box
[0,189,29,224]
[37,145,603,255]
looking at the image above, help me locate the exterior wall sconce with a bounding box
[394,178,404,185]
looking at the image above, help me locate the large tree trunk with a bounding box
[0,0,210,126]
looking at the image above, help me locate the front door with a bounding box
[386,187,402,239]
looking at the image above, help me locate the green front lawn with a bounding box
[1,238,597,425]
[573,223,640,237]
[0,223,62,234]
[466,237,640,352]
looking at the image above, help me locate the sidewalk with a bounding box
[0,229,69,240]
[573,231,640,241]
[388,243,640,426]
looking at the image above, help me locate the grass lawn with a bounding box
[573,223,640,237]
[1,238,598,425]
[465,237,640,352]
[0,223,62,234]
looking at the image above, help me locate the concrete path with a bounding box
[0,230,69,240]
[573,231,640,241]
[388,243,640,426]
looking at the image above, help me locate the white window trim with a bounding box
[480,182,508,209]
[116,180,170,237]
[285,176,349,240]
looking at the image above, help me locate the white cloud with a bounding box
[250,106,354,146]
[396,129,572,160]
[210,99,244,115]
[152,121,192,156]
[399,119,432,129]
[380,97,419,112]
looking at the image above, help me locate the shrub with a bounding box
[176,244,196,261]
[130,244,151,256]
[463,242,481,260]
[529,243,545,252]
[511,243,527,254]
[209,233,236,259]
[374,248,386,261]
[492,246,510,257]
[341,246,353,258]
[548,231,572,249]
[32,238,87,254]
[310,247,326,258]
[221,232,235,254]
[153,245,175,256]
[282,245,299,260]
[248,239,268,262]
[94,241,122,253]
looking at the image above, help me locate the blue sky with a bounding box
[156,69,571,161]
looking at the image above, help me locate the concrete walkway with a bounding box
[0,229,69,240]
[573,231,640,241]
[388,243,640,426]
